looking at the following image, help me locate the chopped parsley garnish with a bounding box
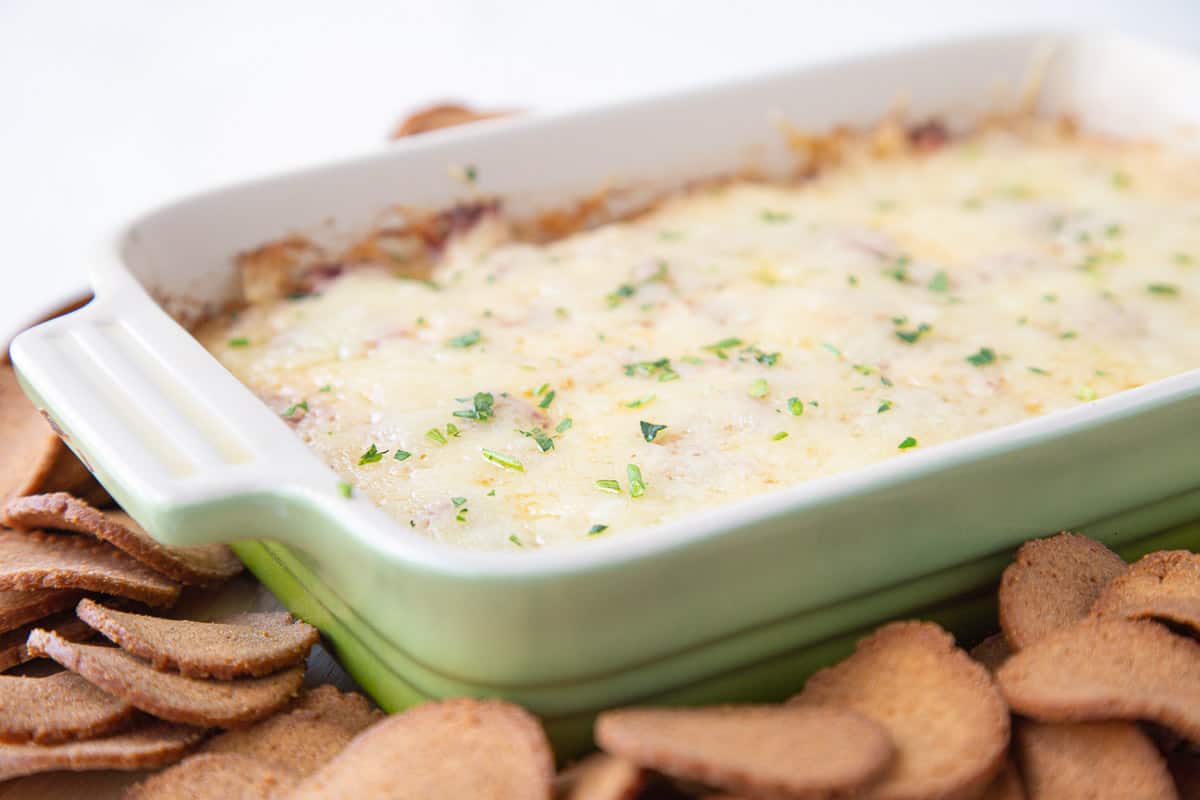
[966,347,996,366]
[821,342,843,358]
[538,390,556,409]
[1147,283,1180,296]
[453,392,496,421]
[445,423,461,437]
[455,507,468,523]
[595,479,622,494]
[517,428,555,452]
[426,428,448,446]
[624,358,679,382]
[481,449,524,471]
[358,443,388,465]
[447,329,482,348]
[898,436,918,449]
[508,534,522,547]
[487,489,496,496]
[747,378,769,398]
[1105,223,1122,238]
[282,400,308,418]
[927,271,950,292]
[393,450,412,461]
[640,421,667,442]
[319,384,332,392]
[877,399,893,413]
[760,210,792,223]
[772,431,789,441]
[848,275,859,287]
[588,524,609,535]
[1059,331,1078,340]
[787,397,804,417]
[1174,252,1194,266]
[1111,171,1131,190]
[625,394,656,409]
[464,164,478,183]
[895,323,931,344]
[535,383,549,396]
[1076,385,1098,401]
[1028,367,1050,376]
[627,464,646,498]
[1042,293,1058,303]
[337,481,353,498]
[556,418,573,433]
[228,336,250,348]
[451,496,467,507]
[606,283,638,307]
[883,255,911,283]
[742,346,780,367]
[703,337,745,359]
[852,364,875,376]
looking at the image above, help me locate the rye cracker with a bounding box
[203,685,380,777]
[391,103,511,138]
[996,617,1200,741]
[596,704,892,799]
[1012,720,1176,800]
[0,670,134,743]
[0,363,66,504]
[0,610,92,672]
[124,752,299,800]
[0,530,179,606]
[1091,550,1200,635]
[4,493,241,587]
[998,533,1126,649]
[76,599,317,679]
[287,697,554,800]
[980,759,1025,800]
[792,620,1010,800]
[0,718,205,781]
[26,629,303,728]
[970,633,1014,673]
[557,753,645,800]
[0,587,80,633]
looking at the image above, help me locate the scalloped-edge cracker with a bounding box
[557,753,645,800]
[1091,550,1200,635]
[0,718,206,781]
[596,704,892,799]
[0,530,179,606]
[4,493,241,587]
[0,610,93,672]
[980,758,1025,800]
[391,103,512,138]
[288,698,554,800]
[970,633,1014,674]
[0,670,134,744]
[124,751,299,800]
[0,588,80,633]
[998,533,1126,649]
[76,599,317,679]
[1013,720,1175,800]
[792,621,1010,800]
[26,629,303,728]
[997,617,1200,741]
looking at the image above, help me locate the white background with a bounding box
[2,0,1198,334]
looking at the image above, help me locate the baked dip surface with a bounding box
[198,123,1200,550]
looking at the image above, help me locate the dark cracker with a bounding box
[558,753,645,800]
[0,530,179,606]
[970,633,1014,674]
[0,718,206,781]
[0,670,134,744]
[1091,550,1200,635]
[0,363,66,505]
[792,621,1010,800]
[0,587,80,633]
[76,598,318,679]
[124,752,299,799]
[998,532,1126,650]
[27,629,303,728]
[0,610,93,672]
[287,698,554,799]
[596,705,892,799]
[997,617,1200,741]
[5,493,242,587]
[1012,720,1176,800]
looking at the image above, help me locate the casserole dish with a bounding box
[11,31,1200,754]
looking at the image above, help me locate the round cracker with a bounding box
[0,670,134,744]
[791,620,1010,800]
[287,698,553,800]
[125,752,299,800]
[0,363,65,505]
[391,103,511,138]
[76,598,317,679]
[4,493,241,587]
[0,610,93,673]
[970,633,1014,674]
[0,530,179,606]
[996,617,1200,741]
[0,718,206,782]
[1091,550,1200,634]
[1012,720,1176,800]
[558,753,645,800]
[596,704,893,799]
[26,629,303,728]
[0,588,81,634]
[998,533,1126,650]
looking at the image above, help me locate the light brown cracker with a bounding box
[0,718,206,781]
[996,617,1200,741]
[0,530,179,606]
[792,620,1010,800]
[970,633,1014,674]
[76,599,317,679]
[0,670,134,743]
[980,758,1025,800]
[5,493,241,586]
[1012,720,1176,800]
[1091,550,1200,634]
[0,363,65,504]
[27,629,303,728]
[391,103,511,138]
[124,752,299,799]
[287,698,554,800]
[0,610,93,672]
[596,704,892,799]
[0,587,80,633]
[998,533,1126,649]
[558,753,644,800]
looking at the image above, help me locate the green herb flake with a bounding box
[453,391,496,421]
[703,337,745,359]
[1104,223,1123,238]
[455,507,468,522]
[318,384,332,393]
[464,164,478,183]
[508,534,523,547]
[358,443,389,465]
[772,431,789,441]
[556,418,573,433]
[1173,252,1194,266]
[426,428,447,446]
[852,364,875,376]
[451,496,467,507]
[627,464,646,498]
[760,210,792,223]
[337,481,353,498]
[487,489,496,496]
[481,449,524,472]
[898,436,918,450]
[538,390,556,409]
[1147,283,1180,296]
[595,479,622,494]
[966,347,997,367]
[606,283,637,307]
[1042,293,1058,303]
[625,394,656,409]
[1028,367,1050,376]
[821,342,843,359]
[282,400,308,418]
[640,421,667,442]
[927,271,950,292]
[228,336,250,348]
[623,357,679,382]
[1111,171,1131,190]
[445,423,461,438]
[748,378,769,398]
[517,428,555,453]
[787,397,804,416]
[895,323,931,344]
[393,450,412,461]
[1059,331,1079,340]
[883,255,911,283]
[878,399,893,414]
[447,329,482,348]
[1076,385,1098,401]
[587,524,609,536]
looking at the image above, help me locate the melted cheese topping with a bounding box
[199,126,1200,551]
